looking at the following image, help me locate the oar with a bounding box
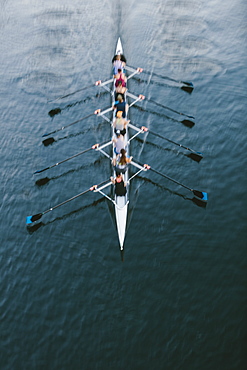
[48,84,96,102]
[42,104,111,140]
[139,126,203,162]
[148,166,207,200]
[48,78,114,103]
[132,103,195,128]
[26,179,109,225]
[126,65,193,87]
[42,113,95,138]
[34,141,108,174]
[145,97,195,119]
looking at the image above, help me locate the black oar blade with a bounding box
[186,152,203,162]
[191,197,207,208]
[27,222,43,233]
[48,108,61,117]
[181,86,194,94]
[193,190,208,200]
[43,137,55,146]
[181,119,195,128]
[26,213,43,224]
[35,177,50,186]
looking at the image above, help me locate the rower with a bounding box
[115,80,127,100]
[112,148,132,174]
[112,54,127,63]
[112,131,125,155]
[113,55,126,75]
[111,173,127,196]
[113,110,128,135]
[113,95,128,118]
[115,69,127,87]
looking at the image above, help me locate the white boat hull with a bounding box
[113,37,129,249]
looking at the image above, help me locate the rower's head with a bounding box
[120,148,126,156]
[116,55,121,60]
[117,95,123,102]
[117,80,123,86]
[117,68,122,73]
[116,110,123,118]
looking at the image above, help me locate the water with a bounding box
[1,0,246,369]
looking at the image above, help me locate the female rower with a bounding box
[112,148,132,174]
[112,132,125,155]
[115,80,127,100]
[111,173,127,196]
[115,69,127,87]
[113,95,128,118]
[113,110,129,136]
[113,55,126,75]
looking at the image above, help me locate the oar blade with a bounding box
[181,119,195,128]
[187,152,203,162]
[35,177,50,186]
[43,137,55,146]
[48,108,61,117]
[193,190,208,201]
[191,197,207,208]
[181,85,194,94]
[27,222,43,233]
[26,213,43,225]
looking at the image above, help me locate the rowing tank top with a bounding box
[115,73,126,87]
[115,138,125,154]
[115,118,125,131]
[115,179,126,196]
[115,101,126,117]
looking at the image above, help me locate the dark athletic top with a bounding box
[115,180,126,196]
[114,101,126,118]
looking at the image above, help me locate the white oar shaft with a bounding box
[127,70,141,79]
[130,160,147,171]
[97,140,112,150]
[128,122,142,132]
[94,181,112,192]
[98,107,113,116]
[126,91,139,100]
[125,66,137,73]
[128,168,145,182]
[100,78,114,87]
[129,97,141,108]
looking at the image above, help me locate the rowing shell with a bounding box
[113,38,128,250]
[94,38,145,250]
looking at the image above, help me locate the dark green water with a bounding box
[1,0,246,369]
